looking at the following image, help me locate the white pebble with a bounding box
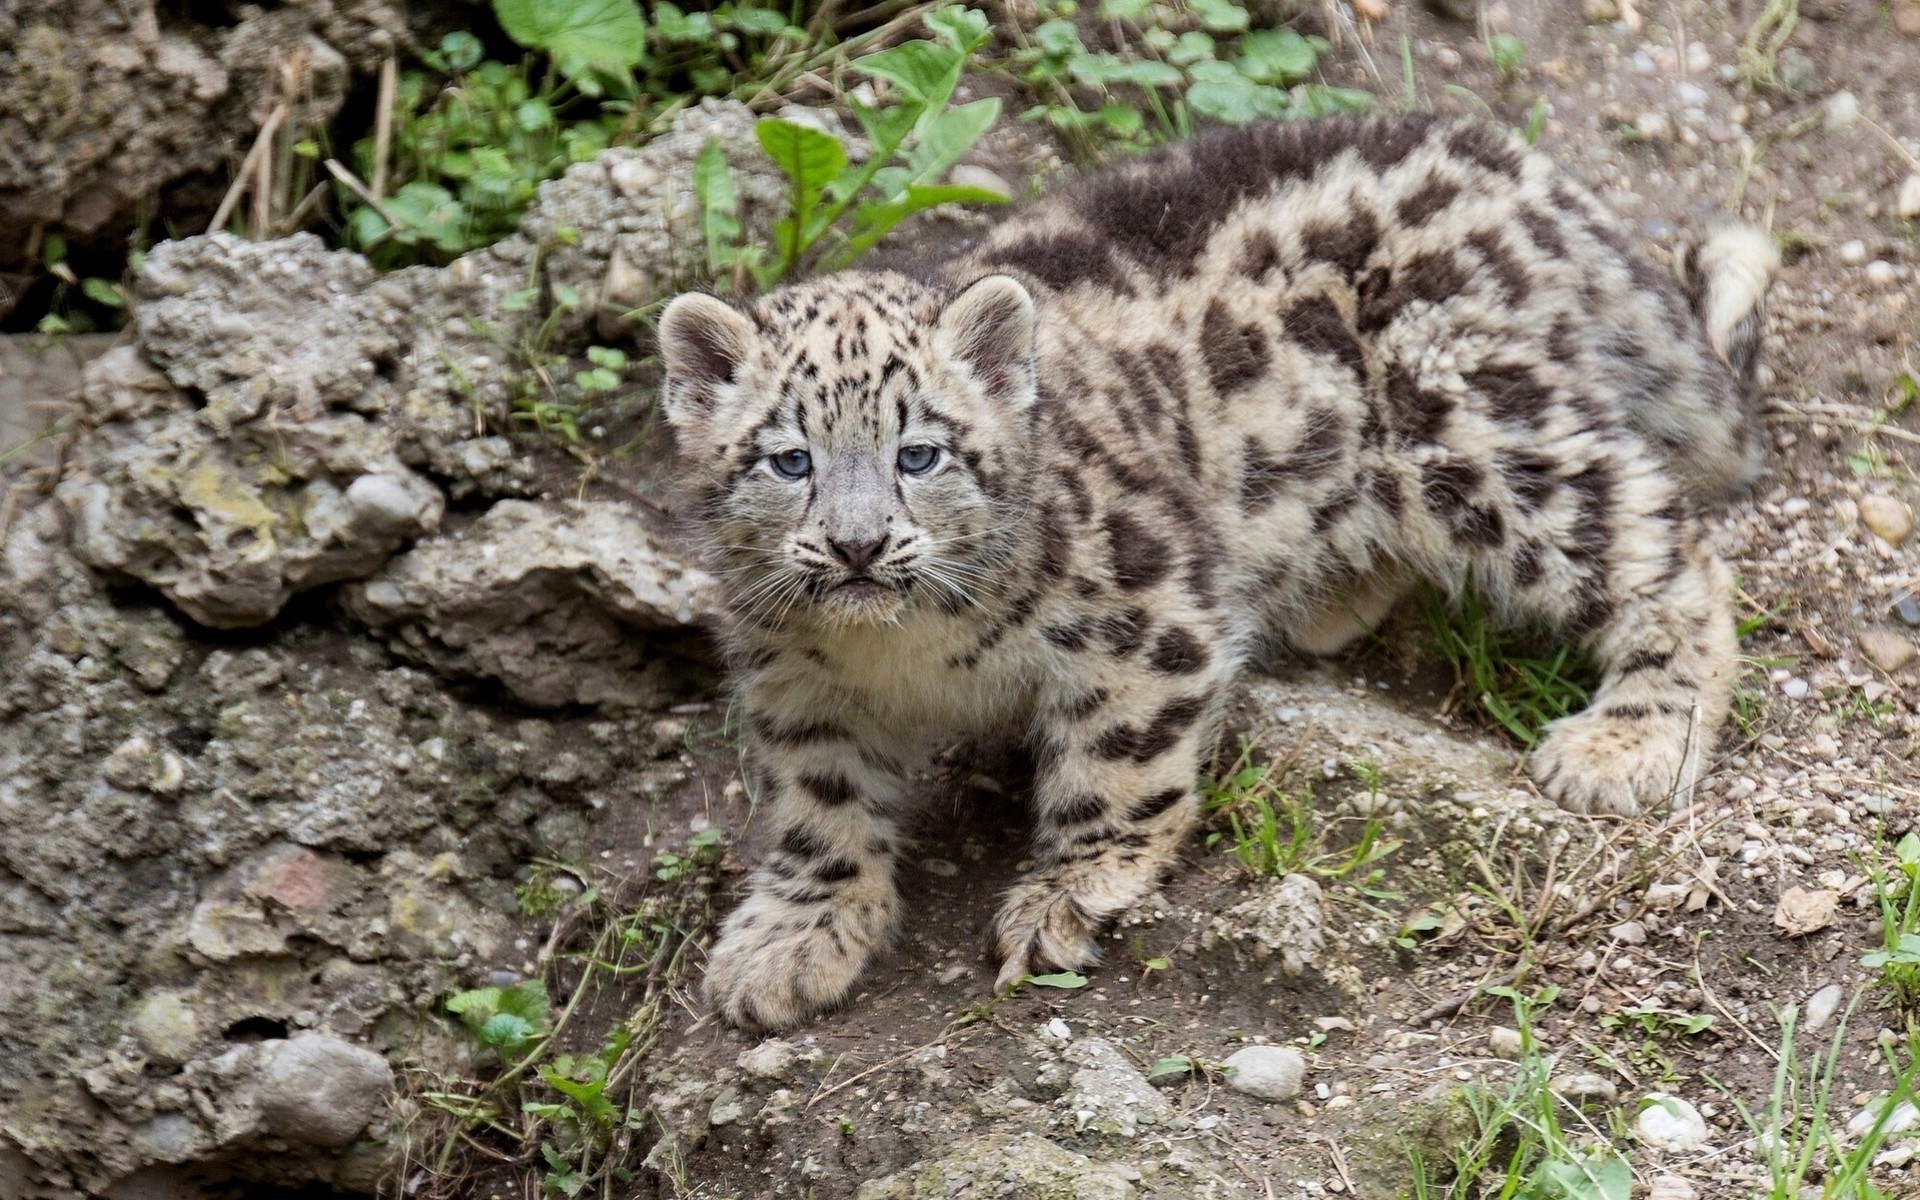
[1637,1093,1710,1151]
[1838,239,1869,266]
[1865,260,1897,287]
[1781,678,1810,700]
[1045,1018,1072,1041]
[1222,1046,1306,1102]
[1899,174,1920,220]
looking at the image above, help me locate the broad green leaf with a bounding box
[479,1011,536,1049]
[905,98,1001,184]
[724,6,793,36]
[1147,1055,1194,1080]
[1097,103,1145,137]
[755,118,849,263]
[1898,830,1920,866]
[1185,67,1291,123]
[1100,0,1154,14]
[1292,84,1376,117]
[1237,28,1318,84]
[846,183,1007,261]
[492,0,646,75]
[925,6,992,53]
[1169,31,1217,66]
[1190,0,1252,33]
[855,40,958,104]
[586,345,628,369]
[497,978,551,1022]
[1070,53,1184,88]
[1025,971,1089,989]
[445,986,502,1016]
[1034,19,1084,57]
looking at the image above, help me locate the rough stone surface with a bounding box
[1861,628,1918,674]
[1061,1037,1171,1138]
[342,499,717,707]
[1206,872,1328,976]
[256,1035,394,1148]
[856,1132,1137,1199]
[1221,1045,1307,1102]
[0,0,398,285]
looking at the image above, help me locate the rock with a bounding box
[129,991,200,1067]
[0,0,388,288]
[342,499,717,708]
[1063,1037,1172,1137]
[1803,983,1846,1033]
[1222,1046,1306,1101]
[1899,175,1920,220]
[738,1038,799,1081]
[1550,1073,1618,1103]
[1634,111,1674,142]
[1861,629,1917,674]
[1648,1174,1697,1200]
[1823,91,1859,131]
[1637,1093,1708,1151]
[59,401,445,628]
[1860,493,1914,545]
[949,164,1015,201]
[1773,886,1839,936]
[856,1132,1136,1199]
[1838,239,1870,266]
[1582,0,1620,20]
[1781,677,1810,700]
[1208,872,1327,975]
[1487,1026,1524,1059]
[1850,1097,1920,1136]
[515,99,795,341]
[255,1034,393,1148]
[1866,261,1898,287]
[1893,591,1920,627]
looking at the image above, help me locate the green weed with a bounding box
[407,827,723,1198]
[31,233,133,337]
[1862,831,1920,1011]
[1406,985,1632,1200]
[1010,0,1372,159]
[1739,0,1801,91]
[1716,995,1920,1200]
[1420,584,1596,749]
[1202,743,1401,895]
[716,8,1008,286]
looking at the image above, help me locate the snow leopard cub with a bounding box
[656,115,1776,1031]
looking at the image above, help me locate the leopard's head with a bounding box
[657,272,1039,629]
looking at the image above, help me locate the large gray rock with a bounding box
[343,499,718,707]
[256,1035,393,1148]
[58,405,444,628]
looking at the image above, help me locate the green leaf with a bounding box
[586,345,628,369]
[1237,28,1318,84]
[492,0,646,75]
[479,1011,536,1050]
[1168,31,1216,66]
[1147,1055,1194,1080]
[1025,971,1089,989]
[1100,0,1154,14]
[1185,67,1291,123]
[1070,53,1184,88]
[856,40,960,105]
[445,986,501,1016]
[41,234,67,269]
[843,183,1006,263]
[904,98,1001,185]
[694,137,742,271]
[756,118,849,266]
[1488,32,1526,74]
[924,6,992,53]
[439,30,485,72]
[724,6,792,36]
[1034,19,1084,58]
[1190,0,1252,33]
[81,278,124,308]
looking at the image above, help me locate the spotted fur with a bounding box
[657,115,1776,1031]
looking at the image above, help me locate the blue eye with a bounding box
[897,444,939,474]
[769,449,812,479]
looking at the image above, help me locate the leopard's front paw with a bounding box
[703,896,888,1031]
[1529,709,1698,816]
[990,875,1103,991]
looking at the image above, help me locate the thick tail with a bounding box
[1677,223,1779,393]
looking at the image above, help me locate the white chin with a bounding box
[821,582,904,625]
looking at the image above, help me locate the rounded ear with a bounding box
[935,275,1037,408]
[657,293,757,429]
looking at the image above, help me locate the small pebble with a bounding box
[1046,1018,1072,1041]
[1823,90,1859,130]
[1838,240,1869,266]
[1222,1046,1306,1102]
[1488,1026,1524,1058]
[1860,493,1914,544]
[1635,111,1673,141]
[1804,983,1845,1033]
[1865,260,1898,287]
[1638,1093,1709,1151]
[1893,591,1920,628]
[1860,629,1917,674]
[1899,175,1920,221]
[1781,678,1810,700]
[1550,1073,1617,1103]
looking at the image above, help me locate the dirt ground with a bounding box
[403,2,1920,1198]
